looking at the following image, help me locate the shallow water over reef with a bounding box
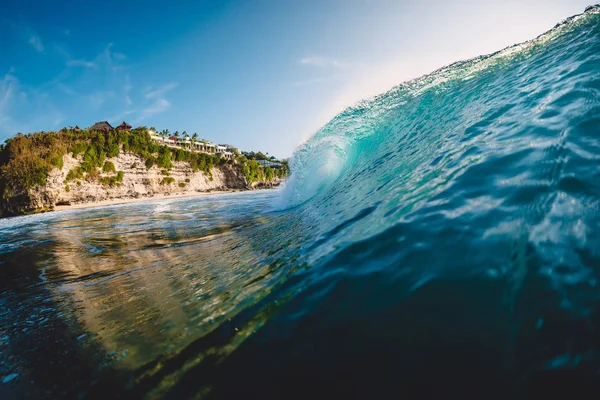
[3,6,600,400]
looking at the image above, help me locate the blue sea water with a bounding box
[2,6,600,399]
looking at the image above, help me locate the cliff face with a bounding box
[0,153,280,217]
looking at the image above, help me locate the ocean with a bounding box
[2,6,600,399]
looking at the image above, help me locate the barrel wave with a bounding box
[1,6,600,400]
[269,6,600,397]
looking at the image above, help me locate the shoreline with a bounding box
[1,182,284,220]
[52,188,250,212]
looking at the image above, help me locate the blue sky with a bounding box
[0,0,591,157]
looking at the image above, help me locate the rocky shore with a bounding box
[0,152,282,218]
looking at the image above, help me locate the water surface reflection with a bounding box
[0,191,303,399]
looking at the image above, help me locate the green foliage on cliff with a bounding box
[50,153,64,170]
[102,161,116,173]
[156,150,172,169]
[265,167,274,181]
[243,160,263,183]
[0,126,288,200]
[99,171,123,187]
[0,133,63,198]
[241,160,287,183]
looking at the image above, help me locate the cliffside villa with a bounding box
[148,129,234,159]
[75,123,236,159]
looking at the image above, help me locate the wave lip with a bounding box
[283,4,600,211]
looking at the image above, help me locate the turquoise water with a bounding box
[2,6,600,399]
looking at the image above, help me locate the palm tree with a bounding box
[191,132,198,150]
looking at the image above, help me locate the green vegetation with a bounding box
[66,167,84,181]
[50,153,64,170]
[0,133,61,196]
[178,182,186,188]
[156,150,172,169]
[241,151,289,182]
[102,161,116,173]
[99,171,124,187]
[160,177,176,185]
[265,167,274,181]
[243,160,263,183]
[0,126,288,200]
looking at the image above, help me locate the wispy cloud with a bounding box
[0,39,135,140]
[107,109,137,124]
[113,52,127,61]
[130,81,178,124]
[28,34,44,53]
[145,82,178,99]
[103,43,127,72]
[134,98,170,124]
[123,75,133,106]
[53,115,64,127]
[88,91,115,110]
[66,59,98,68]
[55,45,98,69]
[1,34,162,140]
[56,83,75,95]
[0,69,17,115]
[300,56,347,68]
[54,45,70,59]
[0,69,36,136]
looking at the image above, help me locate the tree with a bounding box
[174,131,179,137]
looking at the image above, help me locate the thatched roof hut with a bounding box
[89,121,114,132]
[116,121,132,131]
[73,125,81,132]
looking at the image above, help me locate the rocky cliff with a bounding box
[0,152,281,217]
